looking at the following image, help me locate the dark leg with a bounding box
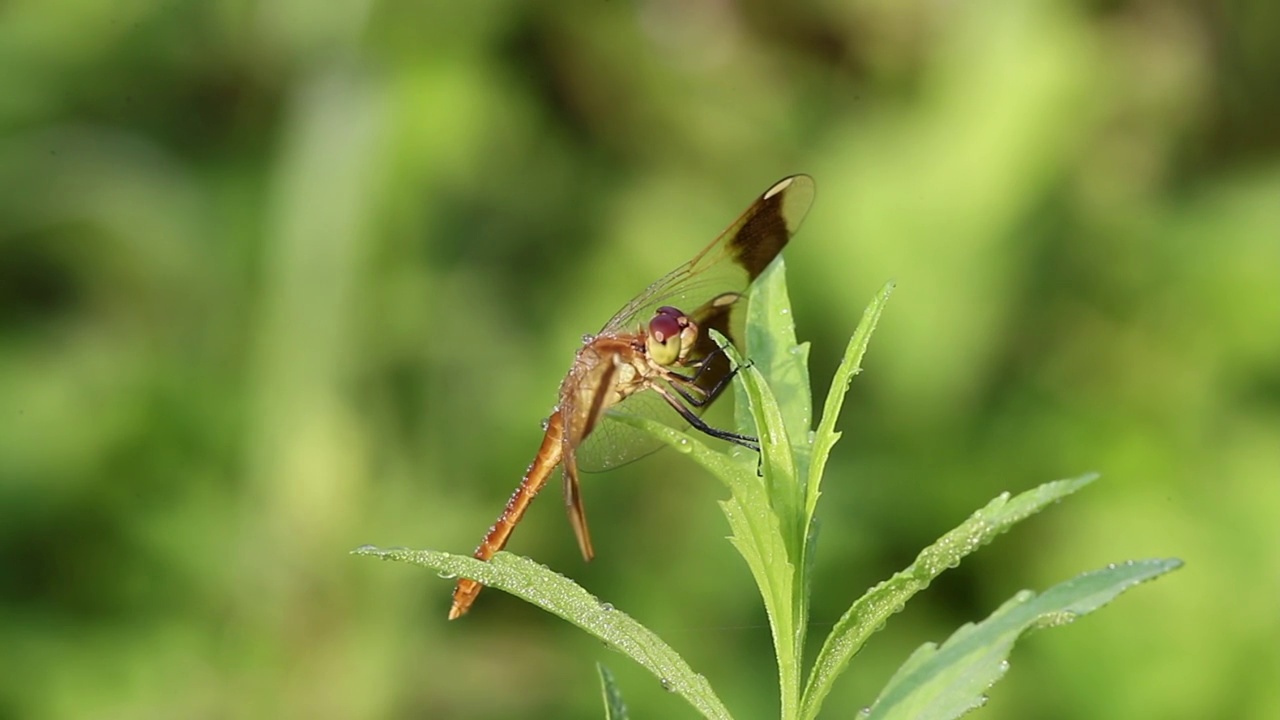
[669,348,747,408]
[649,384,759,451]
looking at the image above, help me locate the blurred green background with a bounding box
[2,0,1278,718]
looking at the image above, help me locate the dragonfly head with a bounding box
[646,306,699,367]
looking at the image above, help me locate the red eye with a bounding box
[649,311,683,343]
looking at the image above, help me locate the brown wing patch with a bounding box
[686,291,740,402]
[729,175,815,280]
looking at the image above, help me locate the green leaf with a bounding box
[598,663,630,720]
[800,474,1099,719]
[738,264,810,569]
[807,281,894,524]
[353,547,733,720]
[867,558,1184,720]
[796,280,894,687]
[735,361,802,557]
[611,408,798,718]
[603,414,794,617]
[745,259,813,479]
[721,337,805,719]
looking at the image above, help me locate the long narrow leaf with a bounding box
[800,474,1098,719]
[797,280,894,685]
[353,547,733,720]
[868,558,1183,720]
[736,362,802,557]
[730,353,805,718]
[612,409,798,718]
[745,259,813,481]
[806,281,894,523]
[598,663,630,720]
[607,414,793,596]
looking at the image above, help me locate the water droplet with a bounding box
[353,544,377,553]
[437,570,457,580]
[600,602,614,612]
[660,678,673,692]
[582,333,595,343]
[540,417,550,430]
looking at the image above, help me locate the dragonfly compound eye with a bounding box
[647,307,689,366]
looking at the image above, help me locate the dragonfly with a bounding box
[449,174,815,619]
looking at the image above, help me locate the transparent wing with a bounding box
[599,174,815,336]
[576,391,673,473]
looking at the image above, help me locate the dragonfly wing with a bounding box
[599,175,815,337]
[575,391,670,473]
[562,441,595,560]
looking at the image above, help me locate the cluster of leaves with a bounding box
[356,263,1180,719]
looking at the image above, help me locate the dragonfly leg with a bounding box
[649,383,759,451]
[668,347,748,409]
[667,376,710,407]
